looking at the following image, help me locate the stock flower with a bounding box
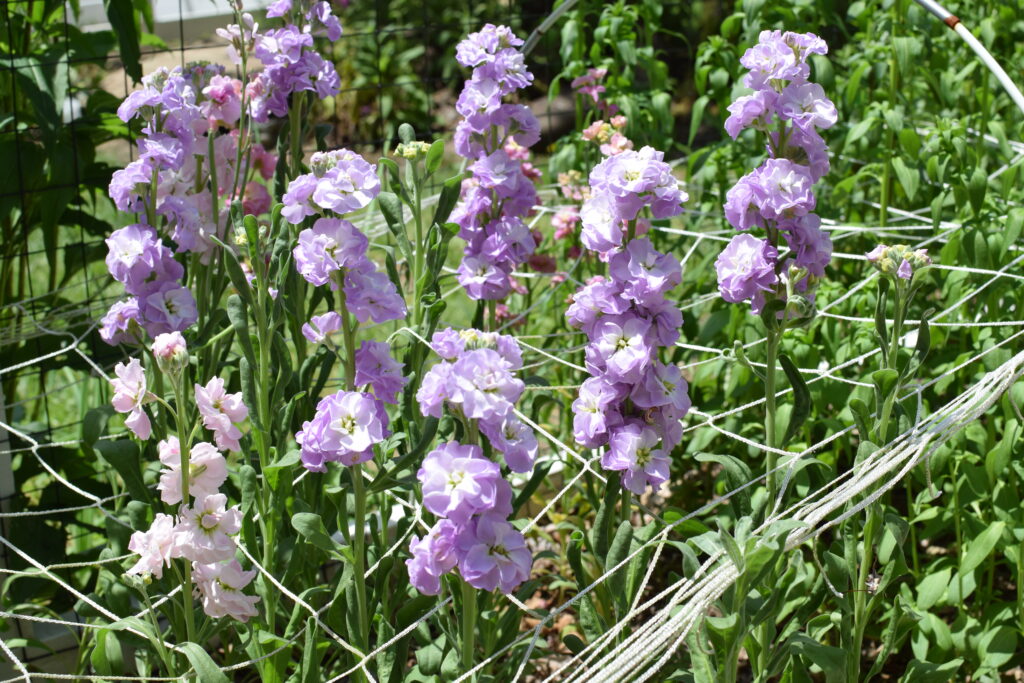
[176,493,243,564]
[777,82,837,131]
[571,377,625,448]
[151,331,189,376]
[105,224,184,295]
[603,421,671,495]
[447,349,525,422]
[138,281,198,336]
[715,233,779,304]
[455,515,532,593]
[296,391,387,471]
[417,442,509,524]
[589,146,684,221]
[608,237,682,306]
[157,441,228,505]
[193,559,260,622]
[100,298,143,346]
[126,513,178,579]
[354,340,408,404]
[630,361,692,414]
[343,269,407,323]
[579,193,624,253]
[430,328,467,360]
[292,217,369,286]
[195,377,249,452]
[591,317,653,383]
[283,150,380,224]
[416,362,453,419]
[405,519,459,595]
[479,414,538,473]
[111,358,152,440]
[781,214,832,277]
[457,256,511,300]
[301,311,343,344]
[724,90,777,139]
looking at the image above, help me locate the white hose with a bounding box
[912,0,1024,117]
[952,22,1024,117]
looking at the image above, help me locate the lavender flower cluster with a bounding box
[450,25,542,301]
[715,31,836,313]
[568,148,691,494]
[119,335,258,622]
[287,151,407,325]
[102,2,345,347]
[221,4,342,122]
[406,328,536,594]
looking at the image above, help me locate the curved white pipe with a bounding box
[912,0,1024,117]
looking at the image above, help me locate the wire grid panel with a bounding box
[3,10,1022,683]
[3,167,1024,681]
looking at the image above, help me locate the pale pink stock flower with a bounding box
[157,441,228,505]
[111,358,152,440]
[193,559,260,622]
[126,513,178,579]
[195,377,249,452]
[175,493,243,564]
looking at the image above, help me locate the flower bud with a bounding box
[151,332,189,376]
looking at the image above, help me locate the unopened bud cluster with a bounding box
[866,244,931,280]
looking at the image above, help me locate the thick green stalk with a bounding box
[876,287,905,443]
[337,277,369,676]
[461,579,477,679]
[351,463,370,663]
[848,504,881,680]
[754,328,781,679]
[290,93,305,178]
[170,376,196,644]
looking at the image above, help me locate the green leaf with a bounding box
[849,397,873,440]
[377,191,413,266]
[719,528,744,573]
[425,139,445,175]
[892,157,919,202]
[779,354,810,445]
[179,642,230,683]
[688,95,708,146]
[978,625,1016,669]
[789,634,846,682]
[95,440,149,503]
[960,521,1005,575]
[967,166,988,215]
[291,512,337,554]
[432,174,464,228]
[899,658,963,682]
[1004,208,1024,251]
[103,0,142,82]
[871,369,900,408]
[606,520,634,608]
[915,567,949,609]
[398,123,415,144]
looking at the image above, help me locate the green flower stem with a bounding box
[290,93,305,178]
[754,326,782,678]
[351,462,370,666]
[461,579,477,679]
[487,299,497,332]
[848,502,881,681]
[409,160,426,329]
[763,329,781,506]
[140,579,174,673]
[169,374,196,644]
[876,283,905,443]
[337,275,369,676]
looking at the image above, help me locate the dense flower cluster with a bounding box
[568,146,691,494]
[715,31,835,314]
[579,146,685,254]
[121,339,258,622]
[417,327,537,473]
[406,328,535,595]
[102,3,346,347]
[450,25,542,300]
[287,154,406,329]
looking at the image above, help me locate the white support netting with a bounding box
[2,138,1023,681]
